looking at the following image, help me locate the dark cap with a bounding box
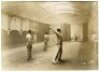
[57,29,61,32]
[28,30,32,34]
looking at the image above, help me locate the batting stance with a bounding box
[50,28,63,64]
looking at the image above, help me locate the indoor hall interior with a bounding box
[1,1,98,70]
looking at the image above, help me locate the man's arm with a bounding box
[49,28,58,35]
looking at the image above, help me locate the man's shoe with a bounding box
[58,59,63,62]
[52,59,57,64]
[27,58,30,61]
[27,57,32,61]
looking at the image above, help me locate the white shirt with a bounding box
[44,34,49,42]
[56,32,62,44]
[26,33,32,45]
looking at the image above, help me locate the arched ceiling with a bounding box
[2,1,95,24]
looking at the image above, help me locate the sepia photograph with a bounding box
[1,1,98,70]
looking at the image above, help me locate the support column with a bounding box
[20,18,23,35]
[7,15,13,35]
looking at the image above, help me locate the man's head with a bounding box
[57,29,61,32]
[45,32,48,34]
[28,30,32,34]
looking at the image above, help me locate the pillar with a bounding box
[7,15,13,35]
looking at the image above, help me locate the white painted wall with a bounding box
[1,14,9,31]
[22,19,30,31]
[10,17,21,31]
[88,3,98,41]
[71,24,83,41]
[1,13,31,32]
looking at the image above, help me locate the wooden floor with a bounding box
[2,42,98,70]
